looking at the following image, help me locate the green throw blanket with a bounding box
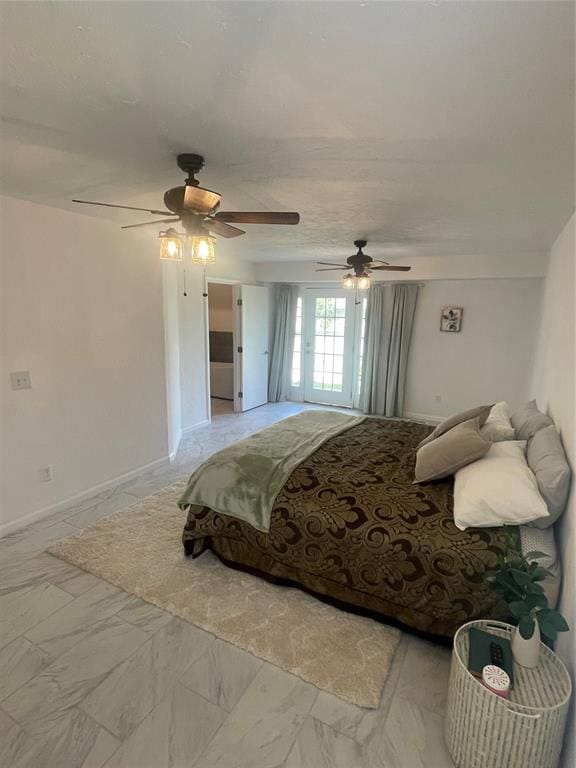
[178,410,365,532]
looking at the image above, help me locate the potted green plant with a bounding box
[484,527,569,668]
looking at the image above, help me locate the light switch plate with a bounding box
[10,371,32,390]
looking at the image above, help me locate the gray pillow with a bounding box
[417,404,493,450]
[414,417,491,483]
[511,399,553,440]
[527,425,571,528]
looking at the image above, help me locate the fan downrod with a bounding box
[354,239,368,251]
[176,154,205,185]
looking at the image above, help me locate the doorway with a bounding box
[302,289,365,408]
[207,283,235,416]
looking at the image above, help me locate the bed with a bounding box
[180,413,533,639]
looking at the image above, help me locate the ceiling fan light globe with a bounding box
[189,234,216,264]
[343,274,355,289]
[358,275,371,290]
[159,229,183,261]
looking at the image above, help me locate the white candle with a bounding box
[482,664,511,699]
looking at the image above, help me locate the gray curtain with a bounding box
[359,283,419,417]
[268,284,299,402]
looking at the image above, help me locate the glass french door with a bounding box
[303,290,357,406]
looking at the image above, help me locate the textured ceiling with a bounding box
[1,1,574,263]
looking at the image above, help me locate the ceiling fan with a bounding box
[316,240,411,289]
[72,153,300,262]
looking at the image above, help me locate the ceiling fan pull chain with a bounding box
[183,266,187,297]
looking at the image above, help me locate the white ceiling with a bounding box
[1,1,573,263]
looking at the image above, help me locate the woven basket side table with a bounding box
[445,620,572,768]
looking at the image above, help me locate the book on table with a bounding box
[467,627,514,689]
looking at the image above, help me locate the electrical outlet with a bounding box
[37,466,54,483]
[10,371,32,390]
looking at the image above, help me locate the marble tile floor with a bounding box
[0,401,454,768]
[210,397,235,416]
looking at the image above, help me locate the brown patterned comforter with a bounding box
[182,417,511,638]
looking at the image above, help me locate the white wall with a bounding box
[404,279,543,419]
[208,283,234,332]
[1,196,169,533]
[266,277,542,419]
[0,194,258,532]
[530,213,575,768]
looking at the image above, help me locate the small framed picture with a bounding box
[440,306,463,332]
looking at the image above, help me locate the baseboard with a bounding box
[402,411,444,425]
[168,430,182,463]
[0,455,170,539]
[169,419,209,458]
[181,419,210,436]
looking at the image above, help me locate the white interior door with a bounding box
[303,290,356,407]
[234,285,269,412]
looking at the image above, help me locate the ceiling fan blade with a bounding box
[315,267,350,272]
[121,218,181,230]
[205,219,246,239]
[72,199,173,216]
[215,212,300,225]
[316,261,350,267]
[370,265,412,271]
[370,259,390,266]
[183,185,222,214]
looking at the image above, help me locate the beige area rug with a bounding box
[48,482,401,708]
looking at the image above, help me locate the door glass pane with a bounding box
[312,296,347,392]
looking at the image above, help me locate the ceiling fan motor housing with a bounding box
[347,239,371,268]
[163,186,187,213]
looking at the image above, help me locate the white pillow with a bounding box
[453,441,549,530]
[480,401,515,442]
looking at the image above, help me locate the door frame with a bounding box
[352,294,368,410]
[204,276,241,420]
